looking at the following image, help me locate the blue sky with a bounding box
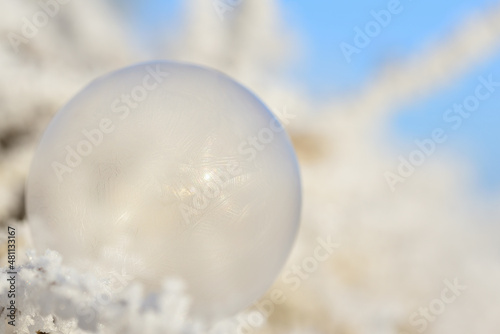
[391,55,500,192]
[124,0,500,193]
[282,0,499,95]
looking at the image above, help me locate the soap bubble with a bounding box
[26,61,301,321]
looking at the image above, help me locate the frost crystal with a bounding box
[0,250,239,334]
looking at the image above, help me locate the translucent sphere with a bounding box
[26,61,301,320]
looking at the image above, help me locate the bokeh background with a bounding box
[1,0,500,333]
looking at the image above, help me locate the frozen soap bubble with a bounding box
[26,61,301,321]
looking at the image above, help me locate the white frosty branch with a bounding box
[0,249,209,334]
